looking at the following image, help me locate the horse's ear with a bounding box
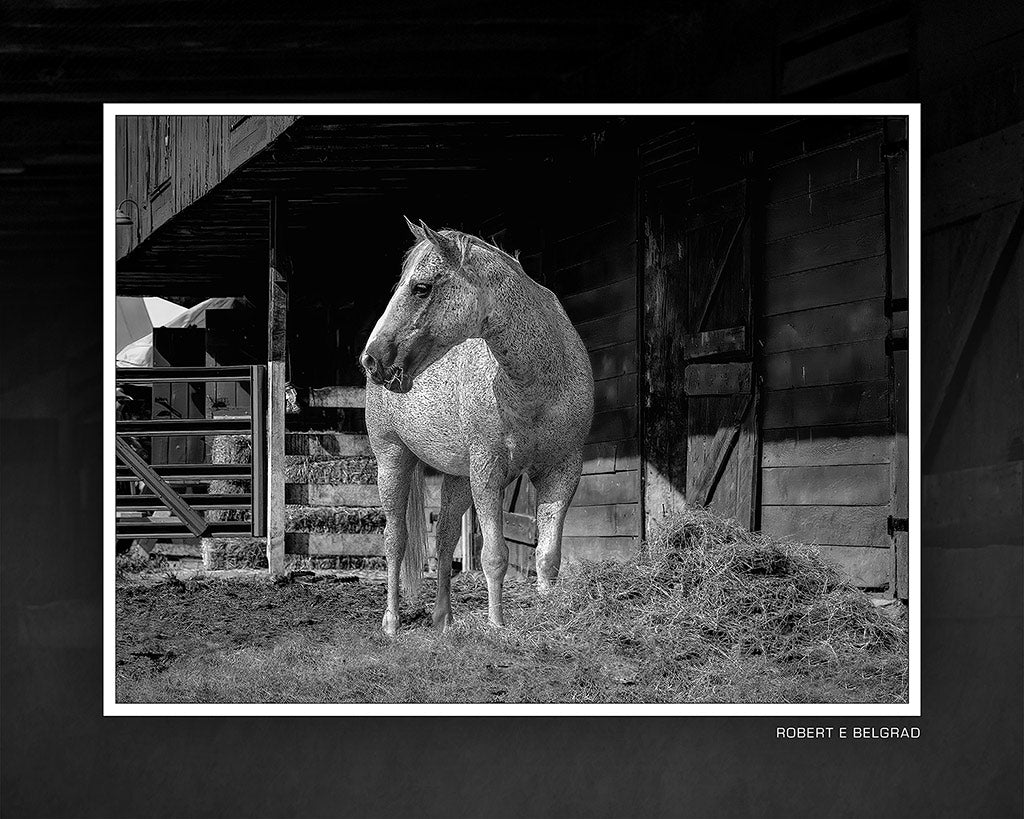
[403,215,426,242]
[419,220,462,266]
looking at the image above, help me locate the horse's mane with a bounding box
[401,230,523,282]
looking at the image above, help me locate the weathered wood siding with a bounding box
[758,117,897,588]
[542,137,640,565]
[486,126,641,571]
[115,115,298,260]
[922,122,1023,555]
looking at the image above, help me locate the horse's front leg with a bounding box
[531,449,584,593]
[433,474,472,630]
[376,442,417,636]
[469,454,510,627]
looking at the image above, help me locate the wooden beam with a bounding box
[300,385,367,409]
[251,364,267,538]
[266,195,288,576]
[684,325,747,360]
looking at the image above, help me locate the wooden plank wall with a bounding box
[922,123,1023,552]
[540,136,641,565]
[758,117,895,588]
[115,115,298,260]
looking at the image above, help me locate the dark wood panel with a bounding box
[594,373,637,411]
[767,134,883,199]
[759,117,884,165]
[762,380,890,429]
[781,16,909,96]
[562,536,638,563]
[761,504,891,546]
[684,325,747,359]
[684,362,752,396]
[763,255,886,315]
[573,470,639,506]
[761,464,891,505]
[590,340,637,380]
[763,298,888,353]
[588,406,638,443]
[765,214,886,277]
[576,308,635,351]
[547,238,635,295]
[815,545,890,588]
[580,438,640,475]
[923,461,1023,549]
[923,122,1024,231]
[761,423,893,467]
[765,173,885,241]
[562,277,636,324]
[764,340,888,389]
[563,503,639,536]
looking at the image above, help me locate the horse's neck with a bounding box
[481,271,564,399]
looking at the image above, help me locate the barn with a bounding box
[114,112,910,596]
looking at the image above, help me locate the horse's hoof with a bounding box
[432,611,454,630]
[382,611,400,636]
[487,613,505,628]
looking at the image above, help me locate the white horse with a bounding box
[360,218,594,635]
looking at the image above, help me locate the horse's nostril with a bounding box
[360,352,376,373]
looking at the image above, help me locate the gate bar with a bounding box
[115,438,209,537]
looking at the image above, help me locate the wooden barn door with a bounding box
[682,181,760,527]
[503,473,538,579]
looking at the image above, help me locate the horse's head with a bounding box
[360,218,489,393]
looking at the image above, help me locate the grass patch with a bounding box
[116,507,908,704]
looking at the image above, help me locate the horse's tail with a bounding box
[402,460,426,598]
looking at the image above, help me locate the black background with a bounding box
[1,1,1021,817]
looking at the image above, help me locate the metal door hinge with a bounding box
[887,516,909,536]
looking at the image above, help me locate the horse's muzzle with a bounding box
[360,349,413,393]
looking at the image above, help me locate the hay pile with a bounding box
[517,506,907,700]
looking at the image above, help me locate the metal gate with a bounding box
[115,365,267,540]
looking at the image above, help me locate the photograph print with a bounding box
[110,109,915,708]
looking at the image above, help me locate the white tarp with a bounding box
[115,297,246,367]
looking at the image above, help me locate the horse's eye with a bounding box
[411,282,432,298]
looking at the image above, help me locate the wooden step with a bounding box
[285,432,373,458]
[286,532,383,556]
[286,484,380,507]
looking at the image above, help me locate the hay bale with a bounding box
[284,456,377,485]
[202,537,267,570]
[286,505,386,534]
[202,433,253,568]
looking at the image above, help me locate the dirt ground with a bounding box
[115,563,907,705]
[115,569,542,697]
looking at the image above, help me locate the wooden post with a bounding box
[461,507,476,571]
[266,195,288,576]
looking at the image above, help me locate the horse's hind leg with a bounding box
[433,474,472,630]
[531,450,584,593]
[375,441,417,636]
